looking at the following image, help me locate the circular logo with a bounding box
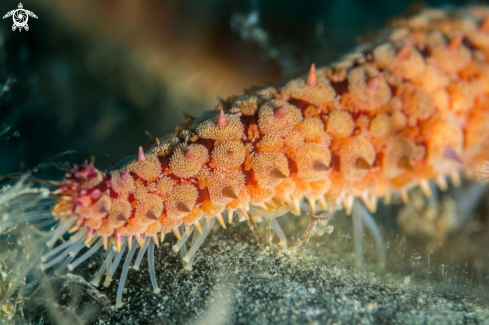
[13,9,28,28]
[2,3,38,32]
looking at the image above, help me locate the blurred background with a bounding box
[0,0,480,177]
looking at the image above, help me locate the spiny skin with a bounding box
[53,6,489,247]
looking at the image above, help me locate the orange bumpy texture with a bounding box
[52,7,489,241]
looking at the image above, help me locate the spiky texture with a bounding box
[53,6,489,247]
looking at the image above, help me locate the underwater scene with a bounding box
[1,0,489,324]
